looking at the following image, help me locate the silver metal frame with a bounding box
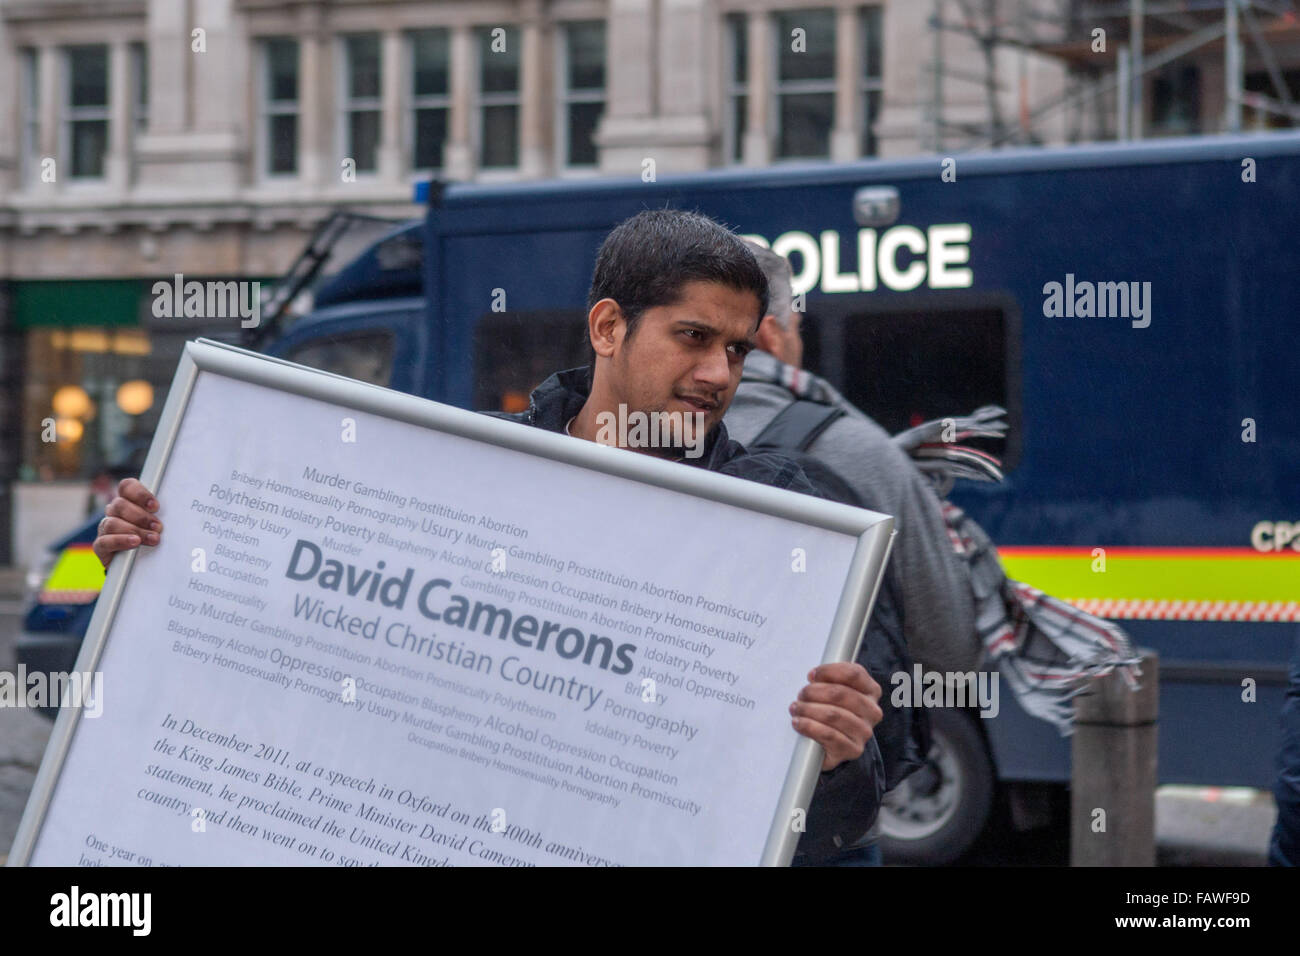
[10,337,894,867]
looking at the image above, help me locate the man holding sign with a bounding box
[93,210,885,865]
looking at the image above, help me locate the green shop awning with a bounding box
[13,280,146,329]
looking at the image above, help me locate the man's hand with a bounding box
[790,662,883,772]
[92,478,161,571]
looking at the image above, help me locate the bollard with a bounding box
[1070,649,1158,866]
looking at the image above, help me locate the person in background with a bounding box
[1269,634,1300,866]
[725,240,983,866]
[88,461,143,518]
[727,241,979,675]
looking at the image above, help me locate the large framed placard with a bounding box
[12,338,893,867]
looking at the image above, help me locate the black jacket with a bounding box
[485,367,884,863]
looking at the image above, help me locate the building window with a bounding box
[773,9,835,159]
[21,49,39,185]
[65,46,109,179]
[861,6,883,156]
[1151,65,1201,136]
[558,21,606,168]
[262,38,299,176]
[411,29,450,172]
[341,34,381,174]
[726,15,748,163]
[1243,69,1300,130]
[20,323,155,482]
[478,26,520,169]
[131,43,148,137]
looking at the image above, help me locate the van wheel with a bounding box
[878,708,995,865]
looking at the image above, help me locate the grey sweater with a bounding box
[725,352,981,674]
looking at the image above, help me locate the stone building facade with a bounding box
[0,0,1112,562]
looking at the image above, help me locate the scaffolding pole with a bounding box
[1118,43,1131,140]
[933,0,944,151]
[1130,0,1145,138]
[1225,0,1243,132]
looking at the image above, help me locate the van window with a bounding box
[285,328,395,386]
[473,310,589,412]
[806,296,1018,468]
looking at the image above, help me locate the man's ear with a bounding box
[755,314,786,358]
[589,298,623,359]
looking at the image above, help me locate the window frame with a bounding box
[860,5,884,157]
[63,44,111,182]
[1150,63,1202,136]
[724,13,749,165]
[131,42,149,139]
[555,20,607,171]
[338,32,383,177]
[475,25,522,171]
[21,48,39,186]
[771,8,836,162]
[808,289,1024,472]
[408,28,451,175]
[259,36,301,180]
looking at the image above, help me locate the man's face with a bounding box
[603,280,760,451]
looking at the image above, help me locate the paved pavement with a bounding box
[0,602,1281,866]
[0,599,52,865]
[0,708,48,865]
[1156,786,1277,866]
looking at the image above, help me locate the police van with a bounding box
[23,131,1300,864]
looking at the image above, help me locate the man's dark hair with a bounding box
[586,209,770,345]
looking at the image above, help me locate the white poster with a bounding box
[17,341,889,867]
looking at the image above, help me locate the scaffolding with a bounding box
[921,0,1300,152]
